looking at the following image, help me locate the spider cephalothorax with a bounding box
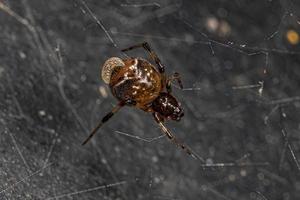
[152,92,184,121]
[82,42,193,156]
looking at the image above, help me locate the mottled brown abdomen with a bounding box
[109,58,163,109]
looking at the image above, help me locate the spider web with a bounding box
[1,0,300,199]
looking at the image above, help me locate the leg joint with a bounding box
[102,112,113,123]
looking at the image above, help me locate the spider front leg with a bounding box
[82,101,125,145]
[153,113,193,156]
[166,72,183,93]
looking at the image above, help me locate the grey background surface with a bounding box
[1,0,300,199]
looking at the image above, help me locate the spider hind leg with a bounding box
[121,42,165,74]
[82,102,125,145]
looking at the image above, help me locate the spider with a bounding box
[82,42,194,157]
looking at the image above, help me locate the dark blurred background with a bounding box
[1,0,300,199]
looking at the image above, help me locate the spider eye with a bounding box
[172,107,184,121]
[101,57,125,84]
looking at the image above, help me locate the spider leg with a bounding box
[153,113,193,156]
[121,42,165,74]
[82,101,125,145]
[166,72,183,93]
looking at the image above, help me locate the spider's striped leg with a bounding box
[82,101,125,145]
[153,113,192,156]
[166,72,183,93]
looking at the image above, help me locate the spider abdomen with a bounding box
[109,58,163,107]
